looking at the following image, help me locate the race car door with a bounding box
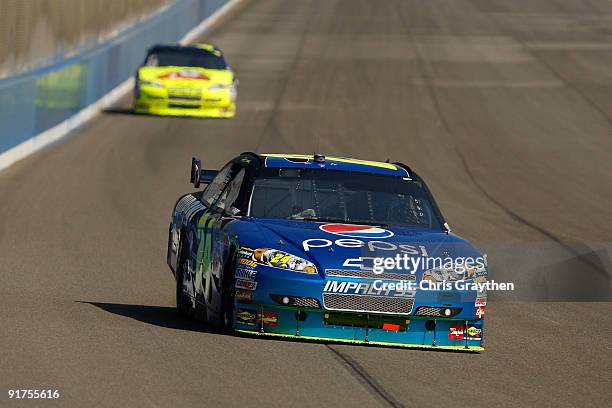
[193,163,232,306]
[206,166,246,312]
[194,163,246,312]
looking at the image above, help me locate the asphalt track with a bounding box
[1,1,612,407]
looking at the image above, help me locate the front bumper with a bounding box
[233,303,485,352]
[231,259,486,352]
[133,86,236,118]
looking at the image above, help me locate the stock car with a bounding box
[134,43,237,118]
[167,153,488,351]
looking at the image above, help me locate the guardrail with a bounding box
[0,0,233,171]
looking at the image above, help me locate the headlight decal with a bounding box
[422,262,487,282]
[139,79,164,88]
[208,83,231,90]
[250,248,318,274]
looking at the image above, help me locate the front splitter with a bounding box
[235,329,485,353]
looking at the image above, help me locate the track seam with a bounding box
[326,345,405,408]
[454,5,611,279]
[455,147,609,279]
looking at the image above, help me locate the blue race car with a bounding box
[167,153,488,351]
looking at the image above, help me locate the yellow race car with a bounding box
[134,43,237,118]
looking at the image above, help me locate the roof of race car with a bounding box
[261,153,410,177]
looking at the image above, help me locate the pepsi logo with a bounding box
[319,223,394,239]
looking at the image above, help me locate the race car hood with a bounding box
[245,218,483,277]
[137,66,233,87]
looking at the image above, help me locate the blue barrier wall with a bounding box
[0,0,228,157]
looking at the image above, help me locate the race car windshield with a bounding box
[249,168,443,230]
[144,50,227,69]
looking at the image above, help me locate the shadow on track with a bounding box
[102,107,140,115]
[77,302,478,354]
[101,107,229,120]
[78,301,228,335]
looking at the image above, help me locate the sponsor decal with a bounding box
[235,268,257,280]
[449,325,464,340]
[253,248,317,274]
[239,258,258,268]
[159,70,209,80]
[475,297,487,307]
[476,306,485,319]
[304,238,427,255]
[382,323,401,332]
[236,309,257,326]
[235,289,253,303]
[464,263,488,278]
[257,311,279,327]
[323,280,414,298]
[239,247,254,258]
[320,223,394,239]
[466,326,482,339]
[236,279,257,290]
[449,325,482,341]
[473,276,488,296]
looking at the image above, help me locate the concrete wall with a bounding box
[0,0,232,171]
[0,0,170,78]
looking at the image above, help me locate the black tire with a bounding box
[221,250,237,330]
[175,235,192,316]
[166,223,173,267]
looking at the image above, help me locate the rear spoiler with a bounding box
[190,157,218,188]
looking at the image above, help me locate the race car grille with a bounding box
[168,102,201,108]
[414,306,462,317]
[322,294,414,315]
[292,297,320,308]
[269,294,321,309]
[168,95,201,101]
[324,312,409,332]
[325,269,416,281]
[168,88,202,100]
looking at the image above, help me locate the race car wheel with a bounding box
[175,236,192,317]
[221,250,237,330]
